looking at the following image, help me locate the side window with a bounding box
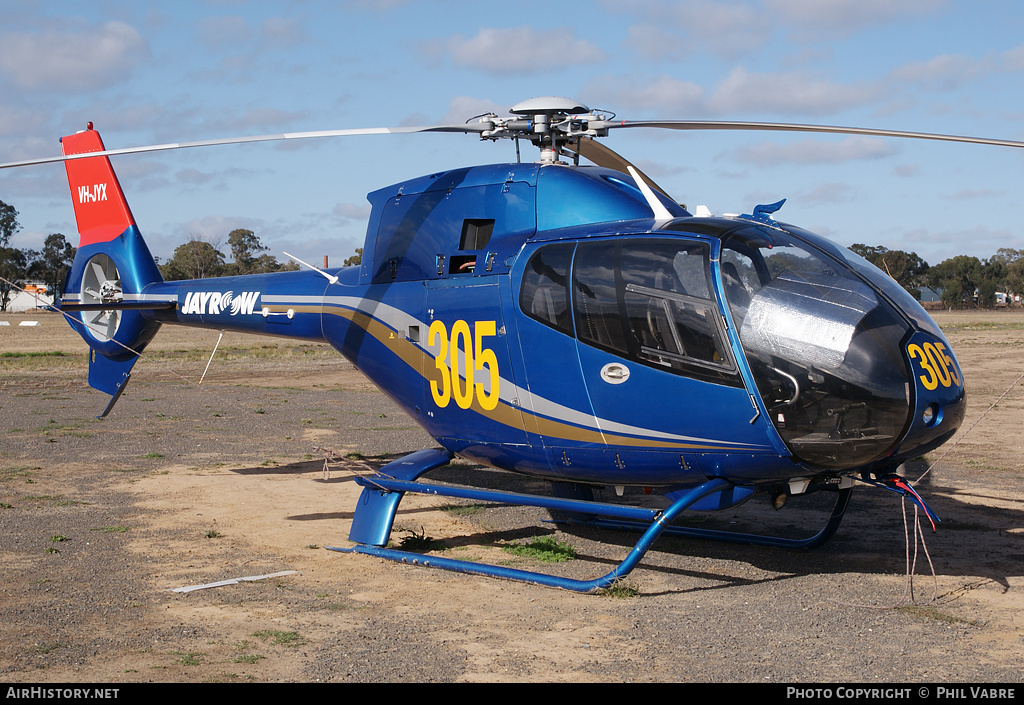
[572,242,629,354]
[519,244,574,334]
[574,239,737,382]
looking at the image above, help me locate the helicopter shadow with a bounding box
[223,453,1022,594]
[422,460,1024,594]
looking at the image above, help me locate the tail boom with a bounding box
[57,124,330,415]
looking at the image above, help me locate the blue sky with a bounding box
[2,0,1023,269]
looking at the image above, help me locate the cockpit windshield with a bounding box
[721,227,913,468]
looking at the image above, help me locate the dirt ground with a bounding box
[1,309,1022,683]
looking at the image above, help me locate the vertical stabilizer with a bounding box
[61,124,138,248]
[60,124,163,415]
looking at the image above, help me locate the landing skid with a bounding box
[560,486,852,551]
[328,449,852,593]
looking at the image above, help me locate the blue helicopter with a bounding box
[5,97,1007,592]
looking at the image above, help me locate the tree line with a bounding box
[158,228,299,280]
[0,199,76,312]
[2,195,1022,312]
[849,244,1024,308]
[0,197,303,311]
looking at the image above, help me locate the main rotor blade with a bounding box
[564,137,672,197]
[0,123,488,170]
[603,120,1024,150]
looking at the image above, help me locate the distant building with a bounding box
[8,282,54,312]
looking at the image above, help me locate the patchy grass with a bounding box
[204,530,221,539]
[53,498,89,507]
[0,466,39,482]
[323,602,358,611]
[252,630,306,647]
[896,605,980,626]
[595,581,640,598]
[93,526,131,533]
[440,503,487,517]
[941,321,1024,332]
[0,351,78,371]
[1,351,70,358]
[502,536,577,563]
[394,526,445,552]
[233,653,265,665]
[175,652,203,666]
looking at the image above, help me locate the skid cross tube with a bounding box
[330,449,732,591]
[566,486,853,550]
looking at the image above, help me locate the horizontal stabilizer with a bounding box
[61,301,177,312]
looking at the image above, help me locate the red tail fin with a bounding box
[61,124,136,248]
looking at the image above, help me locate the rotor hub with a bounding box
[473,97,614,164]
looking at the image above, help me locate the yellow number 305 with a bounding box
[907,341,961,391]
[428,320,500,411]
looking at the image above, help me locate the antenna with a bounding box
[627,166,673,221]
[283,251,338,285]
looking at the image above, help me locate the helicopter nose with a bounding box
[897,331,966,458]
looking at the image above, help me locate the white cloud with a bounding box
[614,0,951,51]
[728,136,898,165]
[903,225,1019,262]
[707,67,878,115]
[1003,45,1024,71]
[192,107,310,135]
[443,27,604,74]
[342,0,414,10]
[582,75,704,114]
[332,202,371,221]
[795,181,856,205]
[0,106,49,139]
[765,0,951,39]
[620,1,768,60]
[176,168,216,186]
[258,18,308,50]
[622,24,690,61]
[584,68,878,117]
[197,15,251,49]
[170,215,264,246]
[437,96,507,125]
[947,188,1004,200]
[889,54,989,91]
[0,21,148,92]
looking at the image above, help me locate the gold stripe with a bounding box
[275,301,754,452]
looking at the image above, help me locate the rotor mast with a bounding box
[475,97,611,164]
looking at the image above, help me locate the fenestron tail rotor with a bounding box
[79,253,123,342]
